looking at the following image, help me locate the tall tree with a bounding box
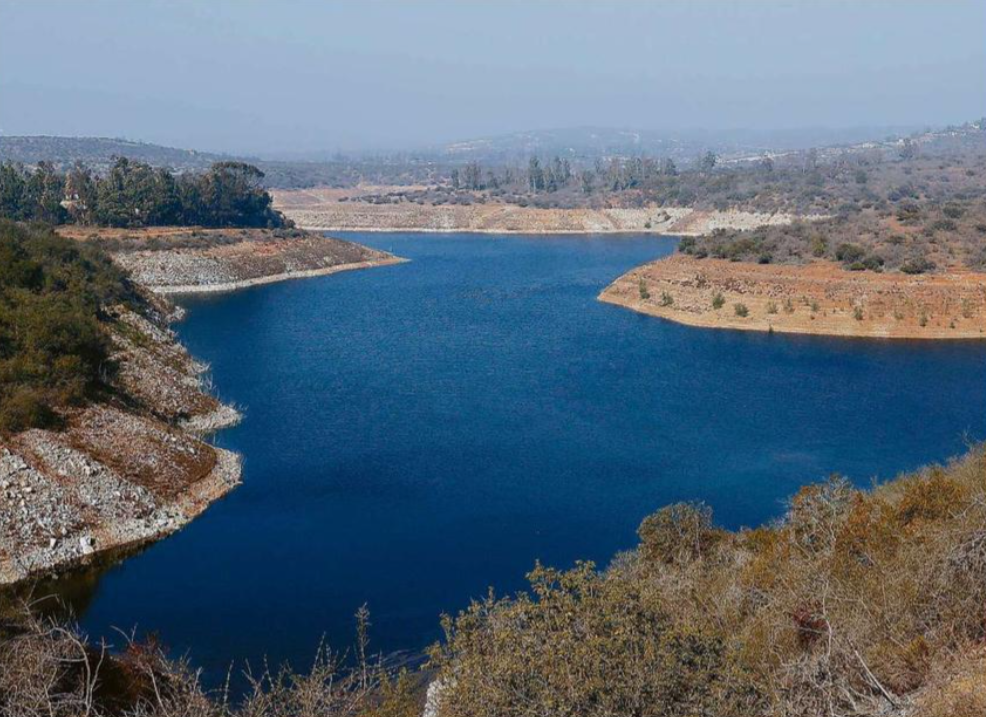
[528,157,544,193]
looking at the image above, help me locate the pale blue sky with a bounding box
[1,0,983,155]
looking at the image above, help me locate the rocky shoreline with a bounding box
[601,254,986,340]
[1,230,406,586]
[0,305,243,586]
[56,226,406,294]
[272,189,809,236]
[150,257,407,295]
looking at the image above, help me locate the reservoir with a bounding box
[51,232,986,680]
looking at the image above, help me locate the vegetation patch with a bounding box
[0,220,139,432]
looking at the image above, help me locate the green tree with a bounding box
[0,163,28,220]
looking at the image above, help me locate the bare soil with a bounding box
[600,255,986,340]
[272,187,805,236]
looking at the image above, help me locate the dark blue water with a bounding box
[61,233,985,680]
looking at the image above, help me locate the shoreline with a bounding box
[0,446,242,587]
[150,256,409,294]
[2,235,406,588]
[272,190,815,237]
[304,225,711,237]
[600,254,986,340]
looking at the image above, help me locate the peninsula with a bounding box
[0,158,406,585]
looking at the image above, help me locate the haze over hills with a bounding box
[435,125,928,164]
[0,135,242,173]
[0,122,950,174]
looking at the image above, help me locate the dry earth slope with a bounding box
[601,254,986,340]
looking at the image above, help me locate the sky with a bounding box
[1,0,984,156]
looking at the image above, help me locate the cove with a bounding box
[49,233,986,682]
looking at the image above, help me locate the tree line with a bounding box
[447,153,703,196]
[0,158,287,229]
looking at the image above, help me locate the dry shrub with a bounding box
[915,650,986,717]
[0,602,419,717]
[637,502,724,566]
[428,561,763,717]
[430,447,986,717]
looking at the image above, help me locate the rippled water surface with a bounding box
[54,233,986,679]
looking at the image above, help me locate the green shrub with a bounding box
[901,258,936,274]
[734,303,749,317]
[835,242,866,265]
[712,292,726,309]
[0,220,138,432]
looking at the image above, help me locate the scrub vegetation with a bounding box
[427,447,986,717]
[0,220,139,433]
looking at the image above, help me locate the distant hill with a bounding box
[0,136,241,173]
[436,125,929,164]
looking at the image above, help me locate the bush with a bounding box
[734,303,749,317]
[835,242,867,264]
[712,292,725,309]
[429,447,986,717]
[901,258,937,274]
[638,502,722,565]
[429,561,756,717]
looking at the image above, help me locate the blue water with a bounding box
[59,233,985,680]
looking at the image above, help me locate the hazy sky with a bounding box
[1,0,984,155]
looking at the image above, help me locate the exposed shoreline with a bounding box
[2,231,406,587]
[152,256,408,294]
[0,308,244,587]
[600,254,986,340]
[273,188,813,237]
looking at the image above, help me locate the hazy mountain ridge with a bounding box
[0,135,242,173]
[435,124,936,164]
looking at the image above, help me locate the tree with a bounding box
[94,157,148,227]
[662,158,678,176]
[700,151,717,172]
[803,148,819,174]
[24,162,67,224]
[0,163,28,220]
[899,138,918,161]
[198,161,281,227]
[579,169,595,195]
[527,156,544,193]
[65,162,98,224]
[463,162,482,190]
